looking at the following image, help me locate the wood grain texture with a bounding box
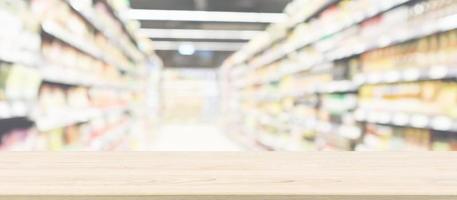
[0,152,456,200]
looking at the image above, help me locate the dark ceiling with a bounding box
[129,0,291,68]
[130,0,290,13]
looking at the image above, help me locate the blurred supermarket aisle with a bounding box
[161,68,220,124]
[2,0,457,152]
[150,123,241,151]
[149,68,242,151]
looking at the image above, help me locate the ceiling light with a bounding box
[126,9,286,23]
[178,43,195,55]
[153,41,244,52]
[139,29,261,40]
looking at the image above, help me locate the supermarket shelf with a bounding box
[243,64,454,97]
[233,78,254,89]
[244,90,309,102]
[314,80,359,94]
[0,0,153,151]
[236,60,325,88]
[89,120,131,151]
[103,122,133,151]
[239,65,453,104]
[41,21,139,75]
[246,80,358,102]
[241,0,340,66]
[264,60,325,85]
[98,0,142,52]
[315,121,362,140]
[355,109,457,132]
[249,42,289,69]
[248,37,287,66]
[223,0,457,152]
[40,65,139,90]
[255,129,315,151]
[258,117,290,132]
[64,0,106,39]
[238,10,457,88]
[290,117,317,129]
[355,66,457,85]
[248,107,361,140]
[0,50,39,66]
[34,106,129,132]
[235,112,286,150]
[0,101,31,119]
[290,116,361,140]
[65,0,144,62]
[249,0,411,70]
[287,0,340,28]
[41,21,102,60]
[328,13,457,61]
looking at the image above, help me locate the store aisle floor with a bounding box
[150,123,241,151]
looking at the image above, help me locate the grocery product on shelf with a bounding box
[3,110,132,151]
[0,0,40,65]
[358,81,457,117]
[221,0,457,151]
[0,62,41,101]
[357,123,457,151]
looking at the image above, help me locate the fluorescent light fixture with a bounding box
[178,43,195,55]
[139,29,261,40]
[126,9,286,23]
[153,41,244,51]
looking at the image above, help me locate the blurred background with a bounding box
[0,0,456,151]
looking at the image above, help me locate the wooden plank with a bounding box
[0,152,456,199]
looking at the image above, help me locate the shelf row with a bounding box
[33,106,130,132]
[239,79,358,99]
[0,110,133,151]
[241,92,457,133]
[285,0,340,29]
[0,60,140,95]
[258,64,449,95]
[0,49,38,67]
[229,0,457,92]
[0,101,30,119]
[245,0,411,70]
[354,66,457,85]
[0,101,132,131]
[89,119,132,151]
[251,110,362,140]
[240,0,340,62]
[65,0,145,63]
[328,12,457,61]
[41,21,139,75]
[41,65,141,91]
[236,17,457,88]
[235,102,457,151]
[243,66,457,102]
[355,109,457,132]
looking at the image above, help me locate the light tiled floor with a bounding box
[150,123,241,151]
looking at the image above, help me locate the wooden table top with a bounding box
[0,152,456,200]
